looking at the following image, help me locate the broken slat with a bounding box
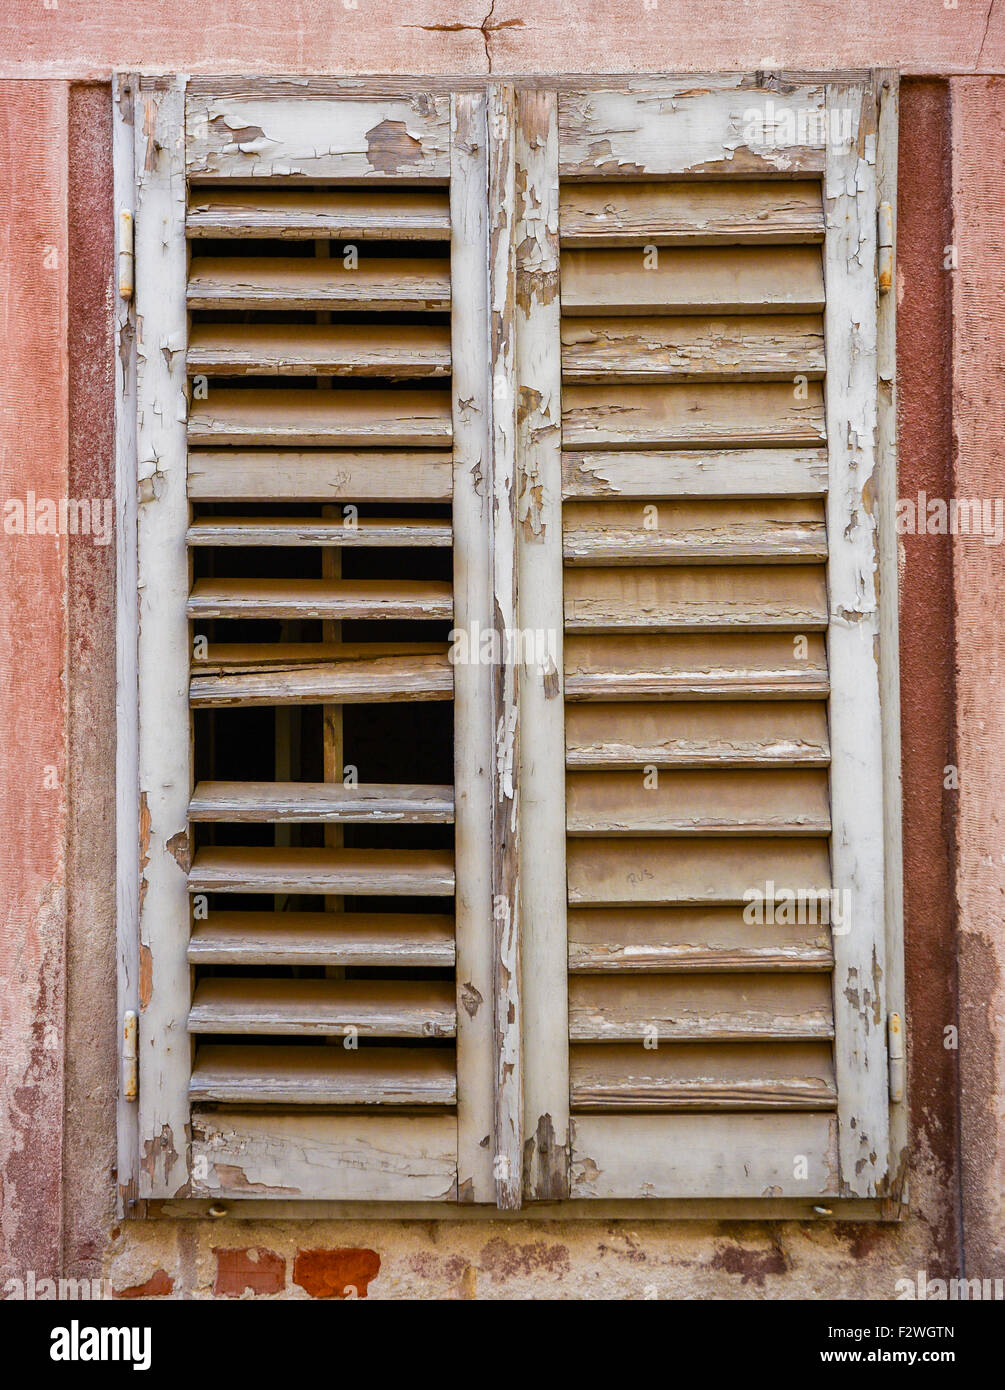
[188,911,455,967]
[187,517,452,548]
[563,565,828,633]
[563,497,827,565]
[188,388,452,448]
[188,451,454,504]
[561,247,824,316]
[187,578,453,622]
[565,769,831,837]
[187,256,450,310]
[187,323,451,377]
[189,781,455,823]
[188,978,457,1037]
[561,448,829,500]
[559,181,824,246]
[187,188,452,239]
[568,973,835,1042]
[191,653,453,708]
[562,382,826,450]
[190,1046,457,1107]
[567,904,834,973]
[565,701,831,768]
[570,1043,837,1111]
[564,633,830,702]
[188,846,455,895]
[566,836,831,906]
[561,315,825,383]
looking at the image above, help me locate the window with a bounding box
[115,72,904,1215]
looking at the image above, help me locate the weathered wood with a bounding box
[187,323,451,377]
[450,90,497,1205]
[565,700,830,768]
[565,633,830,701]
[823,81,890,1196]
[488,82,523,1210]
[189,781,455,823]
[570,1043,836,1111]
[188,911,455,968]
[561,314,825,382]
[567,836,831,905]
[187,187,451,239]
[190,1111,457,1203]
[561,247,824,315]
[515,87,570,1203]
[134,77,191,1200]
[559,180,824,245]
[188,256,450,311]
[188,846,455,895]
[565,768,831,837]
[186,93,452,182]
[191,649,453,708]
[569,1113,840,1199]
[562,448,828,499]
[562,382,826,450]
[558,81,829,180]
[567,905,833,973]
[563,564,828,632]
[188,388,452,448]
[187,578,452,622]
[188,978,457,1037]
[563,498,827,564]
[188,450,453,503]
[187,516,452,548]
[569,974,834,1042]
[190,1046,457,1107]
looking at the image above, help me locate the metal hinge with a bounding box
[888,1011,905,1103]
[122,1009,138,1102]
[878,201,894,294]
[118,208,134,301]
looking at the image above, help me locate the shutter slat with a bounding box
[562,314,825,382]
[187,257,451,310]
[566,769,831,837]
[187,578,452,621]
[563,565,828,633]
[188,323,451,377]
[568,905,833,973]
[187,188,451,239]
[570,1043,836,1110]
[188,978,456,1037]
[188,388,452,448]
[188,846,455,895]
[559,181,824,246]
[561,247,824,315]
[569,975,834,1042]
[188,451,454,503]
[563,498,827,564]
[566,837,831,906]
[565,701,831,768]
[191,652,453,708]
[564,633,830,701]
[187,517,452,547]
[190,781,455,823]
[190,1046,457,1106]
[562,448,828,499]
[562,383,826,450]
[188,911,455,967]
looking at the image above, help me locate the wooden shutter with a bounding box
[127,77,499,1202]
[516,77,902,1203]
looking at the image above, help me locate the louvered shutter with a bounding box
[515,78,901,1203]
[129,78,498,1202]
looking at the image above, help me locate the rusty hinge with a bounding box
[118,208,134,301]
[122,1009,138,1102]
[888,1011,905,1103]
[878,201,894,294]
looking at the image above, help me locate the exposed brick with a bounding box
[114,1269,173,1299]
[293,1248,381,1299]
[213,1247,286,1298]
